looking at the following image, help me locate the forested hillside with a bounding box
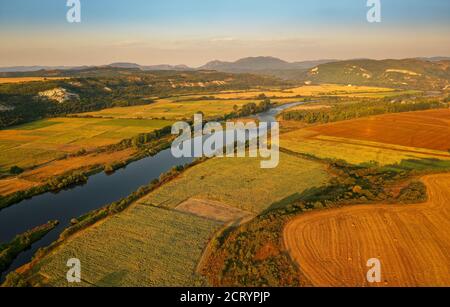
[0,69,288,128]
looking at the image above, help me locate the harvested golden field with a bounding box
[308,109,450,152]
[82,97,305,120]
[79,85,400,120]
[0,178,40,196]
[175,198,254,224]
[0,117,171,172]
[283,174,450,287]
[82,98,254,120]
[33,205,221,286]
[0,77,69,84]
[280,109,450,165]
[140,153,329,213]
[332,89,421,98]
[209,84,396,99]
[289,104,332,111]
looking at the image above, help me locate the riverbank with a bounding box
[0,220,59,276]
[0,101,303,281]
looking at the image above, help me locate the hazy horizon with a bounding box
[2,55,450,69]
[1,0,449,66]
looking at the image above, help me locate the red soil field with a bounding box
[308,109,450,152]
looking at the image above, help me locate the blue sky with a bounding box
[0,0,449,66]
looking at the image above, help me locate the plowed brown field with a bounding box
[308,109,450,152]
[284,174,450,287]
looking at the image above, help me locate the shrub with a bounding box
[9,166,24,175]
[398,181,427,203]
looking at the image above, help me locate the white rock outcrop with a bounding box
[0,104,14,112]
[38,88,79,103]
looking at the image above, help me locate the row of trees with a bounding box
[282,99,446,124]
[0,220,59,274]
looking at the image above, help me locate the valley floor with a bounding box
[21,154,328,286]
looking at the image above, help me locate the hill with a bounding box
[200,56,336,73]
[0,69,287,128]
[302,59,450,90]
[108,63,192,71]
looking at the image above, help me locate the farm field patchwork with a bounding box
[20,151,329,287]
[204,84,402,99]
[80,97,304,121]
[80,84,406,121]
[283,174,450,286]
[33,205,221,287]
[281,135,450,166]
[81,98,255,120]
[308,109,450,152]
[0,117,172,173]
[140,153,329,213]
[0,148,136,196]
[280,109,450,165]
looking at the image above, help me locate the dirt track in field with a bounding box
[283,174,450,287]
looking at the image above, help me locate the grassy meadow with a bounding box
[34,205,221,287]
[141,152,329,213]
[282,136,450,166]
[24,151,329,286]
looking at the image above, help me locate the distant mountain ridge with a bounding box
[199,56,337,72]
[0,57,336,73]
[1,57,449,90]
[0,66,85,72]
[108,62,192,71]
[0,63,193,73]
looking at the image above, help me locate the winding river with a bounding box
[0,102,303,280]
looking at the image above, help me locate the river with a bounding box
[0,101,303,280]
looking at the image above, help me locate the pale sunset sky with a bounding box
[0,0,449,66]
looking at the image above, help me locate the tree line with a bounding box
[282,99,446,124]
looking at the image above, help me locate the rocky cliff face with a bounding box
[37,88,79,103]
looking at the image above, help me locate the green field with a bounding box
[82,98,259,120]
[34,205,221,287]
[281,134,450,166]
[26,151,329,286]
[0,117,172,172]
[141,152,329,213]
[13,120,62,131]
